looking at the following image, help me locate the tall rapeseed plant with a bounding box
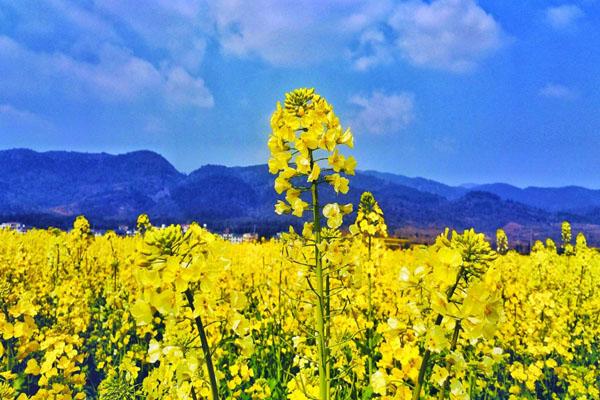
[349,192,387,378]
[132,223,220,400]
[496,228,508,255]
[268,88,356,400]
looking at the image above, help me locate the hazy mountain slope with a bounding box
[471,183,600,212]
[363,170,467,200]
[366,168,600,213]
[1,149,599,244]
[0,148,184,219]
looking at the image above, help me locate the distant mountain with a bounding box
[1,149,600,245]
[363,170,467,200]
[363,170,600,214]
[0,148,183,220]
[468,183,600,213]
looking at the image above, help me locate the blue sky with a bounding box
[0,1,599,188]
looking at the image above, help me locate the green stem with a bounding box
[367,235,374,378]
[326,271,332,391]
[54,244,60,289]
[113,261,118,293]
[185,289,219,400]
[277,266,283,383]
[438,321,461,400]
[573,264,586,328]
[311,151,329,400]
[412,267,464,400]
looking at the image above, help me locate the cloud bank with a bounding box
[349,91,415,135]
[545,5,584,30]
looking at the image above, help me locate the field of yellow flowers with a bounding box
[1,89,599,399]
[1,216,599,399]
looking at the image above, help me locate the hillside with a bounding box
[1,149,599,244]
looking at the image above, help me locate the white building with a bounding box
[0,222,26,233]
[221,233,243,243]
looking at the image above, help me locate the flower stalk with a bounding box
[184,289,219,400]
[310,154,330,400]
[268,88,355,399]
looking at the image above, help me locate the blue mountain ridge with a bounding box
[1,149,599,245]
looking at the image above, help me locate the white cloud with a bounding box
[388,0,505,72]
[0,0,508,129]
[164,67,214,108]
[539,83,578,100]
[54,45,163,101]
[2,0,506,79]
[0,103,54,131]
[0,0,519,166]
[208,0,507,72]
[349,91,415,135]
[11,0,211,71]
[0,0,214,112]
[0,1,117,50]
[1,104,45,122]
[94,0,212,70]
[208,0,504,72]
[47,0,117,39]
[352,28,393,71]
[210,0,389,66]
[545,5,584,30]
[0,36,213,109]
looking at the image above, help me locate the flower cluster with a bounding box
[269,88,355,228]
[350,192,388,238]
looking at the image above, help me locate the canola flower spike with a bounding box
[268,87,355,220]
[561,220,576,256]
[72,215,91,235]
[136,213,152,235]
[350,192,388,379]
[496,228,509,255]
[350,192,388,238]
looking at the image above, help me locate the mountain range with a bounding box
[1,148,599,247]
